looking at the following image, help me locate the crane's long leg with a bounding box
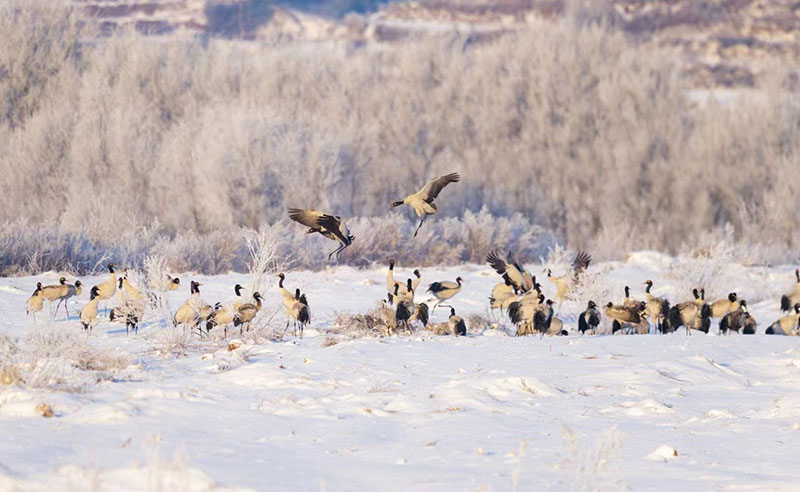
[335,243,350,260]
[281,319,291,339]
[413,215,428,238]
[431,299,442,314]
[328,243,345,261]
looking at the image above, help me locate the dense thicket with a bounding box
[1,1,798,273]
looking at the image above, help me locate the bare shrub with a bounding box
[329,308,391,339]
[1,328,132,392]
[556,425,628,491]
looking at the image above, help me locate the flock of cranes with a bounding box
[19,171,800,338]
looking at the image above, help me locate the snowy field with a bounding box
[2,252,800,490]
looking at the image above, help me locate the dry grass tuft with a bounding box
[35,402,54,418]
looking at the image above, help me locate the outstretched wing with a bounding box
[420,173,460,203]
[316,214,348,243]
[288,208,323,228]
[486,250,508,276]
[572,250,592,273]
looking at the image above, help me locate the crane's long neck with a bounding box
[645,283,651,294]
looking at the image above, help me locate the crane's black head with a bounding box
[294,288,301,299]
[450,307,456,316]
[606,301,614,308]
[118,278,123,288]
[386,293,393,304]
[277,273,285,279]
[108,263,116,273]
[644,280,653,286]
[546,299,554,307]
[624,286,630,297]
[546,268,552,277]
[538,293,545,303]
[90,286,99,300]
[389,259,395,269]
[172,277,180,285]
[253,292,262,300]
[692,288,699,299]
[75,280,81,287]
[414,269,420,278]
[234,284,243,296]
[456,277,463,284]
[391,201,403,208]
[700,288,705,300]
[588,300,596,309]
[406,278,413,290]
[796,269,799,282]
[794,303,800,313]
[190,281,200,294]
[728,292,737,302]
[59,277,66,284]
[214,302,223,310]
[393,282,400,295]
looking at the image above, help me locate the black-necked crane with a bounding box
[205,284,245,336]
[386,260,420,303]
[378,295,397,335]
[448,307,467,336]
[110,277,146,335]
[41,277,68,317]
[394,283,413,333]
[391,172,460,237]
[233,292,263,334]
[507,293,545,336]
[278,274,310,338]
[55,280,82,318]
[427,276,463,313]
[277,272,295,316]
[766,304,800,335]
[534,299,555,334]
[578,300,601,335]
[80,286,101,334]
[643,280,670,333]
[719,301,756,335]
[173,281,211,332]
[486,250,532,294]
[411,269,422,292]
[167,275,181,290]
[622,286,640,309]
[93,263,117,315]
[288,208,355,260]
[665,289,711,335]
[26,282,44,317]
[546,315,568,336]
[120,271,143,301]
[780,269,800,313]
[545,251,592,304]
[489,278,517,313]
[605,301,647,335]
[286,288,310,338]
[710,292,739,319]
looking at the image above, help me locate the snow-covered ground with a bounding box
[2,252,800,490]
